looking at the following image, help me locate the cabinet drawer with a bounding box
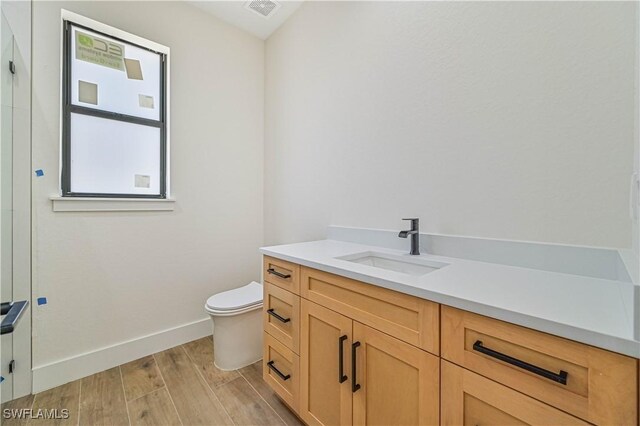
[301,266,439,355]
[264,256,300,294]
[263,332,299,411]
[441,306,638,425]
[264,281,300,354]
[441,360,589,426]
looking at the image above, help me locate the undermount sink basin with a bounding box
[336,251,448,276]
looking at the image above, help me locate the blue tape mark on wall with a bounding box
[35,169,44,177]
[37,297,47,306]
[0,376,4,383]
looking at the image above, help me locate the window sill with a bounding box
[50,196,176,212]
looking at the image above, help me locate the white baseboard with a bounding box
[32,318,212,393]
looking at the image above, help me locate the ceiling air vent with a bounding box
[245,0,281,19]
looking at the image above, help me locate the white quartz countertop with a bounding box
[260,239,640,358]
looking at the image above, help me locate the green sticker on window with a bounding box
[75,31,124,71]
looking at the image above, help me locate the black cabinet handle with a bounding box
[267,309,291,323]
[339,335,348,383]
[351,341,361,392]
[267,268,291,279]
[267,360,291,381]
[0,302,11,315]
[0,301,28,335]
[473,340,568,385]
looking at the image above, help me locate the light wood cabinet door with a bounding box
[300,299,353,426]
[352,322,439,426]
[441,360,589,426]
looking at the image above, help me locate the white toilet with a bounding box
[205,281,263,371]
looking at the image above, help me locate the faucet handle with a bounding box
[402,218,419,221]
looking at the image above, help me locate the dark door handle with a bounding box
[0,301,28,335]
[267,309,291,323]
[339,335,348,383]
[351,341,361,392]
[267,268,291,279]
[473,340,568,385]
[267,360,291,381]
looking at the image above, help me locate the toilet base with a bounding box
[210,306,263,371]
[214,357,262,372]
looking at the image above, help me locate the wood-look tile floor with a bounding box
[1,336,302,426]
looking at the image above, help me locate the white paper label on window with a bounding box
[78,80,98,105]
[138,94,154,109]
[124,58,144,80]
[75,31,124,71]
[134,174,151,188]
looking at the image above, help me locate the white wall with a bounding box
[31,1,264,389]
[265,1,637,249]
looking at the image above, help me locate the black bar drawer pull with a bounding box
[351,341,361,392]
[267,360,291,381]
[267,309,291,323]
[267,268,291,279]
[473,340,568,385]
[0,301,29,335]
[339,335,348,383]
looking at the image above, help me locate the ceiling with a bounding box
[186,1,304,40]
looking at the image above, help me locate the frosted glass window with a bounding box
[70,25,162,121]
[62,18,167,198]
[70,113,160,195]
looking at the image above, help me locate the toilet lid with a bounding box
[206,281,263,311]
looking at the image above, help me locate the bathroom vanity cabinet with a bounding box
[298,293,439,426]
[262,256,639,425]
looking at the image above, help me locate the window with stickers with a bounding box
[61,17,168,198]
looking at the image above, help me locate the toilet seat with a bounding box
[205,281,263,316]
